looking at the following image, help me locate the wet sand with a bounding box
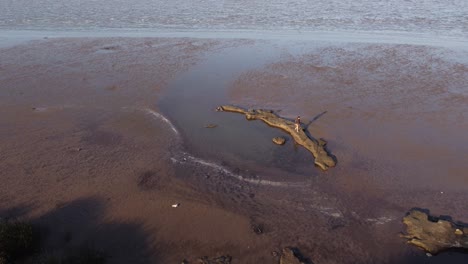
[0,38,275,263]
[1,36,468,263]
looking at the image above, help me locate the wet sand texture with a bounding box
[2,37,468,263]
[219,105,336,170]
[0,38,276,263]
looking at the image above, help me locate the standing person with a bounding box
[295,116,301,132]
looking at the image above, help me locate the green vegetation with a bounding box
[0,220,35,263]
[0,219,105,264]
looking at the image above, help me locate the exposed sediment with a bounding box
[402,209,468,254]
[218,105,336,171]
[280,247,308,264]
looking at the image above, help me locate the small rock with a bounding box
[251,223,264,235]
[205,124,217,128]
[272,137,286,145]
[280,247,305,264]
[172,203,180,208]
[455,228,463,235]
[426,252,432,257]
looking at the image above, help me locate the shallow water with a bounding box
[158,42,320,179]
[2,0,468,38]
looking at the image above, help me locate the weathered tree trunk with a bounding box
[218,105,336,171]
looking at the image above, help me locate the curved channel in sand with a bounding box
[140,107,307,187]
[171,153,305,188]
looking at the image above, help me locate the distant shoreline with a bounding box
[1,28,468,49]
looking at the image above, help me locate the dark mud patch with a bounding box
[81,130,122,146]
[137,170,161,190]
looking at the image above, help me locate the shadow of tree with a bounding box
[305,111,328,129]
[409,207,468,226]
[397,249,468,264]
[1,197,155,264]
[0,204,35,220]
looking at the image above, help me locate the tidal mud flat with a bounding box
[1,35,468,263]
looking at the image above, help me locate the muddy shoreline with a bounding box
[1,36,468,263]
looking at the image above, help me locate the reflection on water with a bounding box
[159,42,323,178]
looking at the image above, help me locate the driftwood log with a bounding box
[402,209,468,254]
[218,105,336,171]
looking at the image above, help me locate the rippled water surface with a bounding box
[2,0,467,37]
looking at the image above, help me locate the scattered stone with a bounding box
[272,137,286,145]
[102,46,118,50]
[271,251,279,257]
[205,124,218,128]
[218,105,336,170]
[251,223,264,234]
[197,255,232,264]
[280,247,308,264]
[402,209,468,254]
[172,203,180,208]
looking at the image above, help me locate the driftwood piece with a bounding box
[402,209,468,254]
[218,105,336,170]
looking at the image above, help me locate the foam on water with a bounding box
[143,108,179,135]
[172,152,305,188]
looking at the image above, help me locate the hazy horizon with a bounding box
[2,0,467,37]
